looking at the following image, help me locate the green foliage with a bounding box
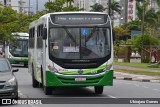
[90,3,106,12]
[44,0,84,12]
[133,34,159,48]
[111,0,121,15]
[44,1,64,12]
[113,27,130,38]
[122,19,141,30]
[0,6,19,43]
[63,6,84,11]
[126,39,133,45]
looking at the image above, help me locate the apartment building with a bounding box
[0,0,27,13]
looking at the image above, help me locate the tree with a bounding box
[133,34,159,63]
[65,0,74,7]
[110,0,121,26]
[110,0,121,16]
[90,3,106,12]
[0,6,20,44]
[122,19,141,30]
[44,1,64,12]
[45,0,83,12]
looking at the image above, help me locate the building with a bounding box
[0,0,27,13]
[151,0,159,12]
[74,0,109,13]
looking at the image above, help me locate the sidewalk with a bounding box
[114,64,160,82]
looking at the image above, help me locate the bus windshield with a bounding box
[9,40,28,57]
[49,27,110,59]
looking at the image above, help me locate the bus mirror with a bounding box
[112,30,115,41]
[42,28,47,40]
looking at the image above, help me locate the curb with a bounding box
[113,77,160,83]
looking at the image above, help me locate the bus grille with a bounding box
[56,75,104,84]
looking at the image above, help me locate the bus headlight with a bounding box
[48,64,58,73]
[103,64,112,72]
[5,77,16,88]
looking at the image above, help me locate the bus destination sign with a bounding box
[51,14,107,25]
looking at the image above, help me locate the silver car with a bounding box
[0,57,18,99]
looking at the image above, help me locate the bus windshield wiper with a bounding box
[85,26,98,43]
[63,27,76,43]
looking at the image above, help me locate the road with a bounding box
[1,66,160,107]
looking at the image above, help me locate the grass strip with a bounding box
[114,61,160,70]
[115,68,160,77]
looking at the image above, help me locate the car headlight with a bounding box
[5,77,17,87]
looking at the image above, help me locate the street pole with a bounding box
[28,0,30,14]
[141,0,145,62]
[36,0,38,14]
[108,0,111,16]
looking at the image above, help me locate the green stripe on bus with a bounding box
[45,70,113,87]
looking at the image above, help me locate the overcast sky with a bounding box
[25,0,48,13]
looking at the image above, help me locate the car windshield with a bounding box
[9,40,28,57]
[0,60,10,72]
[49,27,110,59]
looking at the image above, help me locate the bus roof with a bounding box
[40,11,108,18]
[12,32,29,37]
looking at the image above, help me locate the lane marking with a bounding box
[125,83,131,85]
[107,95,117,99]
[143,86,149,88]
[153,89,160,91]
[134,84,139,87]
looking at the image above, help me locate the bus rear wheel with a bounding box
[44,86,52,95]
[94,86,103,94]
[32,65,39,88]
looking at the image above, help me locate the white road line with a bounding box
[143,86,149,88]
[125,83,131,85]
[134,84,139,87]
[107,95,117,99]
[153,89,160,91]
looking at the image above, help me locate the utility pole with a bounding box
[36,0,38,13]
[29,0,30,13]
[108,0,111,16]
[141,0,145,62]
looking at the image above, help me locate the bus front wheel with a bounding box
[94,86,103,94]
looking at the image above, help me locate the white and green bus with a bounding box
[5,32,29,67]
[29,12,114,95]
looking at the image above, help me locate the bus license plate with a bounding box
[19,62,24,64]
[75,77,86,81]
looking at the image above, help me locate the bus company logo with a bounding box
[78,69,83,75]
[2,99,11,104]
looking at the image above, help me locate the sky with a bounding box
[25,0,48,13]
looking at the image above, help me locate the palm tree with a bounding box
[65,0,74,7]
[110,0,121,26]
[90,3,106,12]
[110,0,121,16]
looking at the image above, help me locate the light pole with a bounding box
[108,0,111,16]
[141,0,145,63]
[28,0,30,13]
[36,0,38,13]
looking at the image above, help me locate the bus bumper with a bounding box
[45,70,113,87]
[8,58,28,65]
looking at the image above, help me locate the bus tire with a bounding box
[24,64,28,67]
[94,86,103,94]
[40,66,43,88]
[32,65,39,88]
[44,86,52,95]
